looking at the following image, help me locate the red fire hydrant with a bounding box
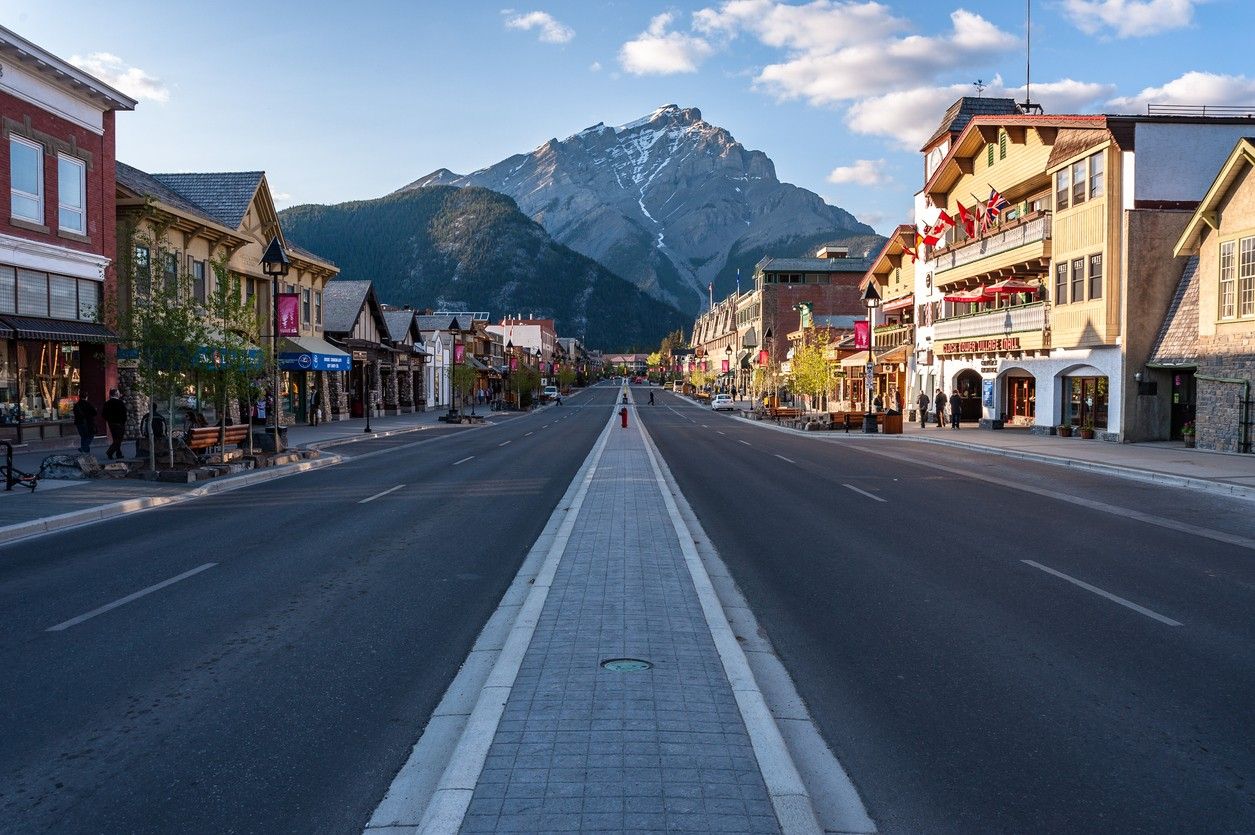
[620,407,628,428]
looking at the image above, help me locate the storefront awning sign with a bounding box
[279,336,352,371]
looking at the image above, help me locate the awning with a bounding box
[944,287,993,303]
[986,278,1040,295]
[2,316,117,343]
[278,335,352,372]
[882,294,914,313]
[840,353,873,368]
[468,355,489,371]
[875,343,911,366]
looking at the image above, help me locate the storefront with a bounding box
[1063,374,1109,430]
[278,336,351,423]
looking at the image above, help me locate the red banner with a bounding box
[454,343,465,363]
[277,293,300,337]
[854,320,869,350]
[721,359,729,373]
[758,350,769,366]
[509,356,518,371]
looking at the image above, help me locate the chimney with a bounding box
[815,245,848,259]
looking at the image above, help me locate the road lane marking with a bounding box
[543,424,550,428]
[1021,560,1182,627]
[452,456,474,465]
[702,424,709,428]
[738,440,752,446]
[498,440,511,447]
[359,483,406,504]
[716,430,726,435]
[47,563,217,632]
[842,483,886,503]
[524,431,533,436]
[774,454,796,464]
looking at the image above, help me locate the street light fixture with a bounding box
[724,345,732,395]
[260,236,290,454]
[861,281,882,434]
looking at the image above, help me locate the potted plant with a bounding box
[1057,423,1073,438]
[1182,421,1196,448]
[1079,420,1095,440]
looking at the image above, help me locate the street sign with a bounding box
[864,368,874,390]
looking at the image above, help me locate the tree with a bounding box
[448,359,478,412]
[557,366,577,391]
[789,331,830,413]
[201,258,264,453]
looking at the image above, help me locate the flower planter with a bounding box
[1056,426,1073,438]
[1079,428,1095,440]
[1184,435,1196,448]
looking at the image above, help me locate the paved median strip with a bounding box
[47,562,217,632]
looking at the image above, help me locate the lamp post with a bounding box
[764,328,774,409]
[260,237,290,454]
[861,282,882,433]
[724,345,732,396]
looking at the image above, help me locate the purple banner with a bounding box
[454,343,465,363]
[854,320,869,350]
[277,293,300,337]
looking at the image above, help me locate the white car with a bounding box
[710,394,734,411]
[542,385,559,401]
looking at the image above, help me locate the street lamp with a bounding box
[260,237,289,454]
[724,345,732,396]
[861,281,882,433]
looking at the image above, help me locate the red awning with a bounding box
[943,287,993,303]
[986,278,1040,295]
[882,294,915,313]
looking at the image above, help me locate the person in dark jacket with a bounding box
[917,391,931,429]
[949,390,963,429]
[72,390,97,454]
[934,389,946,429]
[872,393,884,412]
[102,389,127,459]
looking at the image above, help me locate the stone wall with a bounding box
[1196,333,1255,453]
[326,370,350,420]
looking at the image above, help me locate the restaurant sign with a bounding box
[941,337,1021,354]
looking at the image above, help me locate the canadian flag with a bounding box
[957,203,976,238]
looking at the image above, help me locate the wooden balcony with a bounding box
[873,323,914,350]
[933,213,1052,284]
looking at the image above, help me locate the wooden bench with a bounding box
[770,407,802,421]
[186,424,249,453]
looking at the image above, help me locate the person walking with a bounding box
[934,389,946,429]
[917,391,930,429]
[872,393,884,413]
[102,388,127,459]
[309,386,321,427]
[648,390,655,405]
[72,390,97,455]
[949,389,962,429]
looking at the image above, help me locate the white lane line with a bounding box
[738,440,752,447]
[498,440,512,447]
[702,424,709,428]
[359,483,406,504]
[47,563,217,632]
[524,431,533,436]
[842,483,887,503]
[1021,560,1182,627]
[452,456,474,466]
[716,430,726,436]
[774,454,796,464]
[542,424,550,429]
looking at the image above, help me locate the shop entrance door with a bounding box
[1005,376,1036,423]
[955,369,983,421]
[1169,370,1196,440]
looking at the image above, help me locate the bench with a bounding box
[186,424,250,453]
[769,407,802,421]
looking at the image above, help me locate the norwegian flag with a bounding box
[985,187,1009,221]
[956,203,976,238]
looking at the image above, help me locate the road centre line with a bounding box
[1021,560,1182,626]
[525,431,533,436]
[359,484,406,504]
[452,456,474,465]
[717,430,726,435]
[47,563,217,632]
[498,440,511,447]
[843,483,887,503]
[738,440,752,446]
[774,454,796,464]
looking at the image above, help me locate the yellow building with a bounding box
[858,225,916,412]
[919,111,1255,439]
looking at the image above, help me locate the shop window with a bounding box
[1071,258,1085,303]
[1066,376,1108,429]
[1089,152,1104,199]
[57,155,86,234]
[1071,159,1087,206]
[1055,168,1070,211]
[302,287,311,324]
[163,252,178,295]
[77,279,100,321]
[49,274,76,320]
[0,266,14,314]
[10,136,42,223]
[1055,262,1069,305]
[191,259,206,302]
[1220,240,1236,319]
[134,245,151,296]
[17,269,48,317]
[1240,236,1255,317]
[1089,253,1103,300]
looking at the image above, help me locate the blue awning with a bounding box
[278,336,351,372]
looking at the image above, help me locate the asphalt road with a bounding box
[638,387,1255,835]
[0,386,619,834]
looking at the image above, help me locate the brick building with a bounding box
[0,26,135,441]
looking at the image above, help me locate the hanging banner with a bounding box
[277,293,300,337]
[721,359,730,373]
[758,350,769,366]
[509,356,518,371]
[854,320,870,350]
[454,343,465,363]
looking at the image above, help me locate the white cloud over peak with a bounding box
[827,158,889,186]
[502,10,575,44]
[694,0,907,54]
[1108,71,1255,110]
[619,13,713,75]
[1062,0,1202,38]
[69,52,168,103]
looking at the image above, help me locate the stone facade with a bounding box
[326,370,350,420]
[1195,333,1255,453]
[381,364,399,413]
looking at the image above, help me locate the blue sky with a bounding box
[7,0,1251,232]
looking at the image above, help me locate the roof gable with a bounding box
[321,279,379,335]
[150,171,266,230]
[1175,138,1255,255]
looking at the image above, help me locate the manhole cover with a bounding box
[600,658,653,672]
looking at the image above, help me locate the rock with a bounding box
[38,453,103,480]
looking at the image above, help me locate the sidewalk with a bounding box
[391,406,817,834]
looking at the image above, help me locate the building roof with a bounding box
[116,162,230,232]
[381,309,420,343]
[1176,137,1255,255]
[150,171,265,229]
[0,25,137,111]
[415,314,462,332]
[921,96,1021,151]
[757,256,872,273]
[1147,257,1199,368]
[322,279,373,334]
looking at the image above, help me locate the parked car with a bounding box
[542,385,560,401]
[710,394,734,411]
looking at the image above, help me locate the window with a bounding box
[10,136,43,223]
[1220,240,1237,319]
[1089,152,1104,199]
[17,269,48,317]
[1056,168,1070,211]
[134,245,151,296]
[1071,258,1085,302]
[1071,160,1087,205]
[1240,236,1255,317]
[57,155,86,233]
[315,290,322,325]
[77,279,99,320]
[191,259,206,302]
[987,144,995,167]
[1066,376,1108,429]
[163,252,178,295]
[302,287,311,324]
[0,266,14,314]
[998,130,1007,160]
[49,274,76,319]
[1089,253,1103,300]
[1055,262,1069,304]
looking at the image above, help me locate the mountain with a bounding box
[397,105,882,315]
[279,186,689,351]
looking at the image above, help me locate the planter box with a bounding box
[1057,427,1073,438]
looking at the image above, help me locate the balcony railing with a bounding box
[873,323,914,349]
[933,213,1051,274]
[933,302,1048,341]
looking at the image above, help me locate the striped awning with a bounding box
[2,316,117,343]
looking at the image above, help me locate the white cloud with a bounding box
[502,10,575,44]
[1062,0,1202,38]
[827,158,889,186]
[589,61,602,72]
[1108,71,1255,111]
[694,0,907,54]
[69,52,168,103]
[619,13,714,75]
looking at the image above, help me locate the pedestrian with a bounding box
[72,390,97,455]
[873,393,884,412]
[648,390,655,405]
[949,390,962,429]
[102,389,127,459]
[917,391,930,429]
[934,389,946,429]
[309,386,321,426]
[732,386,738,400]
